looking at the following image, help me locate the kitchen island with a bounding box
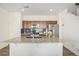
[4,36,63,56]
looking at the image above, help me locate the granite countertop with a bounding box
[4,36,60,43]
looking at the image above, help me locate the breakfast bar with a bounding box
[4,36,63,56]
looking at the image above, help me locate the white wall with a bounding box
[0,7,21,49]
[0,8,9,49]
[0,7,21,41]
[0,8,9,41]
[8,12,21,39]
[22,15,58,21]
[59,11,79,55]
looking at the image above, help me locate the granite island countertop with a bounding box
[4,36,60,43]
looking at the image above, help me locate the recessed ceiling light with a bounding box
[49,9,53,12]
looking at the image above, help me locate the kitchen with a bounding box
[21,21,59,38]
[4,20,62,56]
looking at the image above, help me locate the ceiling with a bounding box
[0,3,75,15]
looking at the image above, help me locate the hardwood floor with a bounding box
[0,45,9,56]
[0,45,77,56]
[63,47,77,56]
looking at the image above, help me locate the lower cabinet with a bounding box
[10,43,63,56]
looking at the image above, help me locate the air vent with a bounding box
[75,3,79,6]
[24,6,29,8]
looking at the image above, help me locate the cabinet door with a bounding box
[10,43,36,56]
[10,43,63,56]
[35,43,63,56]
